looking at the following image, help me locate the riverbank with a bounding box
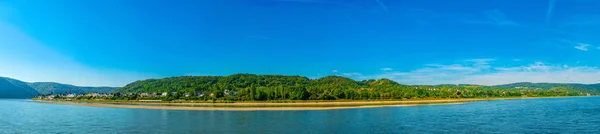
[32,96,586,111]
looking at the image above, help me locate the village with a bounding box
[36,90,239,100]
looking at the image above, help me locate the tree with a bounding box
[102,74,596,101]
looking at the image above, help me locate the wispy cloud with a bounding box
[331,70,339,73]
[463,10,519,27]
[574,43,591,51]
[465,58,495,66]
[545,0,557,26]
[454,64,600,85]
[374,0,388,12]
[420,64,483,72]
[560,39,595,51]
[360,59,600,85]
[342,72,362,77]
[380,68,393,71]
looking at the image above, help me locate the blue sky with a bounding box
[1,0,600,87]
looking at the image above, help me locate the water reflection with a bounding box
[1,97,599,133]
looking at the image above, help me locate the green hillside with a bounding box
[0,77,39,99]
[115,74,596,101]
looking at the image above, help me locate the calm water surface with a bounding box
[1,97,599,133]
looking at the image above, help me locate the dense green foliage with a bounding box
[0,77,39,99]
[29,82,119,94]
[114,74,597,101]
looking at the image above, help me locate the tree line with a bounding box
[102,74,595,101]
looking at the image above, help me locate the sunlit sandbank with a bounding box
[34,96,586,111]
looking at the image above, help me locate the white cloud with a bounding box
[0,22,155,87]
[574,43,591,51]
[560,40,595,51]
[465,58,495,64]
[375,0,388,12]
[418,64,481,72]
[370,60,600,85]
[545,0,556,26]
[342,72,362,77]
[380,68,393,71]
[455,66,600,85]
[331,70,339,73]
[494,67,524,72]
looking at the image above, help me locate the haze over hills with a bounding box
[494,82,600,93]
[0,77,39,99]
[0,77,120,98]
[28,82,119,95]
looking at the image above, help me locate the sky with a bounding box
[1,0,600,87]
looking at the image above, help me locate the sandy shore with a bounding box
[51,102,469,111]
[33,98,498,111]
[34,96,585,111]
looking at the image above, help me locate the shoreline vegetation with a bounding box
[32,96,590,111]
[32,74,599,110]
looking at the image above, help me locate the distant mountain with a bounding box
[494,82,600,93]
[0,77,39,99]
[28,82,119,95]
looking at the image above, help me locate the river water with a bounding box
[1,97,599,133]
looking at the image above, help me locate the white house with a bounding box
[224,90,230,96]
[66,93,77,98]
[195,91,204,97]
[140,93,150,97]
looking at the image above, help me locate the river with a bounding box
[1,97,599,133]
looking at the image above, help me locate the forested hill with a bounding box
[494,82,600,93]
[28,82,119,95]
[0,77,39,99]
[116,74,597,100]
[117,74,313,93]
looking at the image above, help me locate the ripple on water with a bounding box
[1,97,600,133]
